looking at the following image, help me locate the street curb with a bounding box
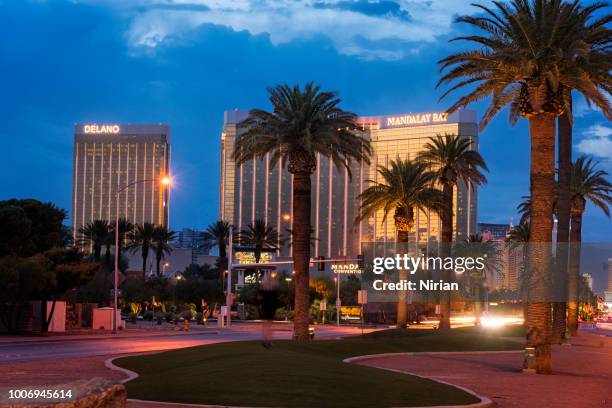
[105,355,141,384]
[0,330,219,346]
[127,399,262,407]
[343,351,524,408]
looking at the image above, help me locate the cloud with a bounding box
[72,0,482,60]
[576,124,612,168]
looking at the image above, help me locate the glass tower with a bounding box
[72,124,170,243]
[220,109,479,258]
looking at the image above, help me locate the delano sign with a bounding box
[385,112,448,128]
[84,124,120,134]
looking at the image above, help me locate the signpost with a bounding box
[320,299,327,325]
[358,290,368,335]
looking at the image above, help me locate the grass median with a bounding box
[115,326,523,408]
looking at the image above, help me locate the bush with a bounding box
[142,310,154,321]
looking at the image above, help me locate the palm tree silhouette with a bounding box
[567,155,612,335]
[437,0,611,373]
[153,226,177,276]
[357,159,444,328]
[233,83,372,340]
[419,134,488,329]
[128,222,156,281]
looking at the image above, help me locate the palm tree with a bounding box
[78,219,111,261]
[128,222,156,281]
[357,159,445,328]
[455,235,501,324]
[201,220,236,262]
[554,0,612,343]
[113,218,134,263]
[240,219,278,264]
[152,226,177,276]
[419,134,488,329]
[567,156,612,335]
[437,0,611,373]
[234,83,372,340]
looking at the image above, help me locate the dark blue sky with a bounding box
[1,0,610,242]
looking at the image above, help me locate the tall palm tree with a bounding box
[567,155,612,335]
[240,219,279,264]
[128,222,156,281]
[152,226,177,276]
[455,234,501,324]
[234,83,372,340]
[201,220,235,262]
[419,134,488,329]
[437,0,611,373]
[554,0,612,342]
[78,219,110,262]
[357,159,445,328]
[113,218,134,263]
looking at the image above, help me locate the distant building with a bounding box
[220,109,479,259]
[582,272,593,291]
[478,223,511,242]
[124,247,217,279]
[72,124,171,244]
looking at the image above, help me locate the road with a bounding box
[0,324,373,362]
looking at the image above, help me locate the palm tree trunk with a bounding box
[567,209,582,336]
[474,278,482,324]
[142,248,148,281]
[552,111,572,343]
[156,252,161,276]
[396,227,409,329]
[525,114,555,374]
[439,183,453,330]
[292,171,312,340]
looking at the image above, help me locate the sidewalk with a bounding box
[0,328,218,345]
[359,332,612,408]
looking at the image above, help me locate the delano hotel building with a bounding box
[220,109,478,258]
[72,124,171,242]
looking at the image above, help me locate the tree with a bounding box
[0,199,67,257]
[234,83,372,340]
[567,155,612,335]
[419,134,488,329]
[202,220,235,262]
[0,206,32,257]
[240,219,279,264]
[113,218,134,263]
[78,220,111,262]
[455,235,501,323]
[128,222,156,281]
[35,247,98,332]
[0,257,45,333]
[437,0,611,373]
[555,0,612,340]
[357,159,444,328]
[152,226,177,276]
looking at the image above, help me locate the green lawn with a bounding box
[115,326,523,408]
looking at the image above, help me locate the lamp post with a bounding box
[112,176,170,334]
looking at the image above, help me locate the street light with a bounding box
[112,176,171,334]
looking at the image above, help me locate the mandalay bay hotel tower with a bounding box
[220,109,478,263]
[72,124,171,243]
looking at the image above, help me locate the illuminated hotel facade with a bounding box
[72,124,171,243]
[220,109,478,258]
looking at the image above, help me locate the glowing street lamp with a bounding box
[112,176,171,334]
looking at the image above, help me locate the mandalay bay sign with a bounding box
[384,112,448,128]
